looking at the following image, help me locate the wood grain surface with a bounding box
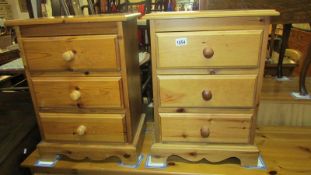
[20,22,118,37]
[156,30,263,68]
[158,75,257,108]
[152,17,266,32]
[40,113,126,143]
[144,10,279,19]
[4,13,141,26]
[160,113,251,143]
[117,20,143,143]
[31,77,124,109]
[22,35,120,72]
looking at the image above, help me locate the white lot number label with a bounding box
[176,38,187,47]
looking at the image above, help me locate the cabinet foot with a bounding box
[151,155,168,165]
[151,143,259,167]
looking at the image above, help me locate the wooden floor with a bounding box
[260,77,311,102]
[258,77,311,126]
[22,122,311,175]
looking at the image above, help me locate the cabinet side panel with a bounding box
[15,26,45,139]
[251,17,271,143]
[117,20,142,143]
[150,20,161,142]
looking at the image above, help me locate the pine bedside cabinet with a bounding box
[145,10,279,166]
[5,13,145,164]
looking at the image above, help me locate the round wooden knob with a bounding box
[70,90,81,101]
[76,125,87,136]
[202,90,212,101]
[203,47,214,59]
[62,50,75,62]
[200,126,210,138]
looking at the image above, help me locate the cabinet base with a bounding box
[150,143,259,167]
[37,114,146,165]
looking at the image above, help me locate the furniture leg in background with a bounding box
[51,0,76,16]
[276,24,292,80]
[297,43,311,96]
[36,0,43,17]
[51,0,62,16]
[87,0,96,14]
[60,0,71,16]
[268,24,277,61]
[26,0,34,18]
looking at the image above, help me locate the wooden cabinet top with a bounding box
[5,13,141,26]
[144,10,279,20]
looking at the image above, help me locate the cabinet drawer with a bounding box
[32,77,123,109]
[40,113,126,143]
[156,30,262,68]
[159,75,257,107]
[160,113,251,143]
[22,35,120,72]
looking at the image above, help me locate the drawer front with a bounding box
[158,75,257,107]
[160,113,251,143]
[32,77,123,109]
[22,35,120,72]
[156,30,263,68]
[40,113,126,143]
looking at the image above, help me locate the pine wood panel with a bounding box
[160,113,252,143]
[22,35,120,72]
[117,20,142,143]
[31,77,123,109]
[20,22,118,37]
[156,68,259,75]
[151,143,259,167]
[144,10,279,19]
[151,17,266,32]
[37,114,145,164]
[149,20,162,142]
[249,17,270,143]
[40,113,126,143]
[156,30,263,68]
[158,75,257,108]
[159,108,255,114]
[5,13,141,26]
[29,71,122,77]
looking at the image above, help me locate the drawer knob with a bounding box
[203,47,214,59]
[202,90,212,101]
[63,50,75,62]
[76,125,87,136]
[70,90,81,101]
[200,126,210,138]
